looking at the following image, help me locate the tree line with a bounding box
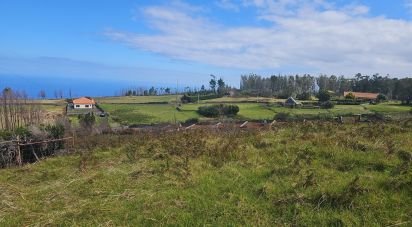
[240,73,412,104]
[0,88,42,130]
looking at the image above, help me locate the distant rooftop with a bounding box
[72,97,95,105]
[344,92,379,100]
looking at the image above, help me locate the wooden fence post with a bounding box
[16,136,22,166]
[72,131,75,152]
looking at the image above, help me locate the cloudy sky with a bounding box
[1,0,412,88]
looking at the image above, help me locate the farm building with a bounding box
[285,97,302,107]
[72,97,95,109]
[344,92,379,101]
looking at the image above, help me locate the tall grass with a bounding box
[1,122,411,226]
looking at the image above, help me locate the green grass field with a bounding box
[365,102,411,113]
[1,123,411,225]
[100,102,385,125]
[96,95,181,104]
[202,96,285,103]
[36,96,411,126]
[100,103,201,125]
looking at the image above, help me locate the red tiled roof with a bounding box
[72,97,95,105]
[344,92,379,100]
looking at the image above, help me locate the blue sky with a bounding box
[1,0,412,96]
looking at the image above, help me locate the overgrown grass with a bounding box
[1,122,411,225]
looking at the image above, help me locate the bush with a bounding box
[198,106,220,117]
[320,101,335,109]
[197,104,239,117]
[345,92,355,100]
[181,93,222,103]
[317,90,331,102]
[377,94,387,102]
[78,113,96,128]
[274,112,291,121]
[184,118,199,124]
[180,94,191,103]
[45,124,65,139]
[296,92,311,100]
[222,104,240,116]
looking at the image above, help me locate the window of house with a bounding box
[85,105,89,108]
[75,105,80,108]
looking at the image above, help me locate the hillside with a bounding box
[1,122,411,226]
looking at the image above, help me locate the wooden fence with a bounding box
[0,137,75,167]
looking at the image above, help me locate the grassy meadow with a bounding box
[30,95,411,126]
[100,101,408,125]
[1,122,411,225]
[95,95,181,104]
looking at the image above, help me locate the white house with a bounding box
[72,97,95,109]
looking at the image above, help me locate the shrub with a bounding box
[222,104,240,116]
[274,112,291,121]
[198,106,220,117]
[345,92,355,99]
[296,92,311,100]
[78,113,96,133]
[184,118,199,124]
[317,90,331,102]
[197,104,239,117]
[181,93,222,103]
[377,94,387,102]
[180,94,191,103]
[320,101,335,109]
[45,124,65,139]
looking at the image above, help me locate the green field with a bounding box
[365,102,412,113]
[96,95,181,104]
[202,96,285,103]
[1,123,411,225]
[100,102,397,125]
[100,103,201,125]
[35,96,411,125]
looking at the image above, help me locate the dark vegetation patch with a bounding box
[197,104,239,117]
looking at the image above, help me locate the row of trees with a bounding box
[38,89,73,99]
[0,88,42,130]
[120,86,173,96]
[240,74,318,98]
[240,73,412,103]
[120,75,230,97]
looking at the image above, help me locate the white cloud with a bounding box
[406,0,412,13]
[106,1,412,76]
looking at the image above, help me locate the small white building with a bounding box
[72,97,95,109]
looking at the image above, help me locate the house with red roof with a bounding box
[344,92,379,101]
[72,97,96,109]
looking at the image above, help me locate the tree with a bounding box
[317,90,331,102]
[38,90,46,99]
[148,86,157,95]
[165,87,171,94]
[217,78,225,95]
[377,94,387,102]
[209,75,217,93]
